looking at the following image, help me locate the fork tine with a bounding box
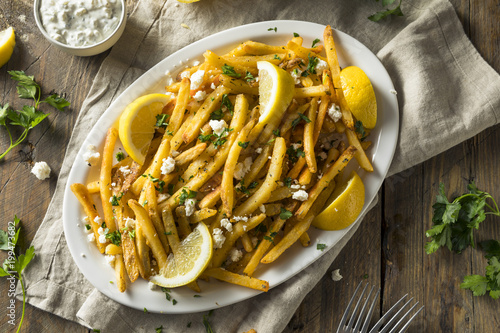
[354,286,376,332]
[395,305,424,333]
[386,301,420,333]
[347,282,370,329]
[337,281,364,333]
[368,294,408,333]
[361,288,381,333]
[378,297,414,333]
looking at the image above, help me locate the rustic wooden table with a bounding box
[0,0,499,332]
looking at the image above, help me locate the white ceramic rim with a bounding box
[33,0,126,51]
[62,20,399,314]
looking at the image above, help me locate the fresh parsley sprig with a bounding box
[425,182,499,255]
[368,0,404,22]
[0,71,70,160]
[0,216,35,333]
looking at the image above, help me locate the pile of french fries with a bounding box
[71,25,373,294]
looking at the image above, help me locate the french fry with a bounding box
[174,207,192,239]
[198,186,221,209]
[100,128,118,233]
[267,186,293,202]
[144,182,170,253]
[114,254,127,292]
[190,208,217,223]
[304,98,318,173]
[221,53,285,68]
[205,268,269,292]
[105,244,123,255]
[174,142,207,166]
[243,41,287,55]
[70,183,106,253]
[345,128,374,172]
[204,50,256,76]
[86,180,100,194]
[116,202,140,282]
[294,85,328,98]
[219,75,258,95]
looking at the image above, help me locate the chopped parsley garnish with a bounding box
[203,311,214,333]
[85,224,91,230]
[354,120,367,141]
[284,177,292,188]
[143,200,148,206]
[155,180,166,193]
[291,112,311,130]
[198,132,214,142]
[128,230,136,239]
[221,93,234,115]
[161,287,177,305]
[105,230,122,246]
[164,231,172,235]
[311,38,320,48]
[115,152,125,162]
[280,207,293,220]
[264,231,278,244]
[110,192,124,206]
[238,141,249,149]
[268,27,277,32]
[368,0,404,22]
[256,223,268,233]
[293,32,300,37]
[155,326,163,333]
[461,240,500,299]
[193,294,201,297]
[273,129,281,137]
[210,108,224,120]
[301,54,319,77]
[167,183,175,195]
[179,188,197,205]
[144,307,148,313]
[245,71,255,82]
[237,180,258,196]
[273,54,281,60]
[286,146,305,163]
[317,243,327,251]
[222,64,241,78]
[155,113,169,129]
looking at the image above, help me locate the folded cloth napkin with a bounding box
[19,0,500,332]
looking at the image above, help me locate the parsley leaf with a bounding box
[179,188,197,205]
[9,70,40,100]
[280,207,293,220]
[268,27,277,32]
[284,177,292,188]
[221,93,234,115]
[155,114,169,129]
[264,231,278,244]
[43,94,70,111]
[293,32,300,37]
[105,230,122,246]
[203,311,215,333]
[238,141,249,149]
[301,54,319,77]
[354,120,367,141]
[245,71,255,82]
[273,129,281,137]
[222,64,241,78]
[155,325,164,333]
[425,182,499,255]
[461,240,500,299]
[317,243,327,251]
[311,38,320,48]
[286,146,305,163]
[368,0,404,22]
[115,152,125,162]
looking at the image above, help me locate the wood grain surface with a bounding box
[0,0,499,332]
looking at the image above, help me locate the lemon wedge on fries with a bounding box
[257,61,295,126]
[312,171,365,230]
[118,93,171,165]
[150,222,213,288]
[0,27,15,69]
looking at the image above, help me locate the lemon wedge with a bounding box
[340,66,377,129]
[0,27,15,69]
[257,61,295,126]
[312,171,365,230]
[118,93,171,165]
[150,222,213,288]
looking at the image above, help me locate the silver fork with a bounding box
[336,281,424,333]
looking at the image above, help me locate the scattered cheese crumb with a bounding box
[234,157,252,180]
[251,236,259,247]
[209,119,227,136]
[232,216,248,222]
[148,281,158,290]
[220,218,233,232]
[259,205,266,213]
[228,248,243,263]
[255,147,263,154]
[124,217,136,229]
[87,233,95,242]
[331,269,343,281]
[83,144,100,166]
[314,59,329,75]
[291,69,302,84]
[119,165,130,175]
[210,82,216,90]
[184,198,196,217]
[161,156,176,175]
[193,60,200,66]
[243,225,247,231]
[31,161,51,180]
[180,71,190,79]
[171,150,180,157]
[291,143,302,150]
[390,89,397,95]
[292,189,309,201]
[157,193,170,203]
[327,103,342,122]
[290,184,301,190]
[193,90,206,101]
[318,152,327,160]
[190,70,205,90]
[105,255,115,267]
[94,216,102,224]
[212,228,226,249]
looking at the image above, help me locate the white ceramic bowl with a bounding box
[33,0,127,57]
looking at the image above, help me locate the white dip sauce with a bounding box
[39,0,122,47]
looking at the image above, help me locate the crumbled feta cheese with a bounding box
[314,59,329,75]
[233,216,248,222]
[94,216,102,224]
[180,70,190,79]
[327,103,342,122]
[99,235,107,244]
[165,92,175,99]
[148,281,158,290]
[83,144,100,166]
[317,173,323,180]
[390,89,397,95]
[255,147,263,154]
[161,156,176,175]
[331,269,343,281]
[243,225,247,232]
[119,165,130,175]
[84,225,92,234]
[291,143,301,150]
[111,182,116,187]
[212,228,226,249]
[193,90,206,101]
[251,236,259,247]
[228,248,243,263]
[87,233,95,242]
[234,157,252,180]
[31,161,51,180]
[193,60,200,66]
[190,70,205,90]
[184,198,196,217]
[105,255,115,267]
[124,217,135,229]
[259,205,266,213]
[210,82,216,90]
[209,119,227,136]
[292,190,309,201]
[319,152,328,160]
[291,68,302,84]
[171,150,180,157]
[109,197,114,203]
[165,76,174,86]
[157,193,170,203]
[290,184,301,190]
[82,216,89,223]
[220,218,233,232]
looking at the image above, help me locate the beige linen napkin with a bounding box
[19,0,500,332]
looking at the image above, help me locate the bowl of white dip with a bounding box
[34,0,127,57]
